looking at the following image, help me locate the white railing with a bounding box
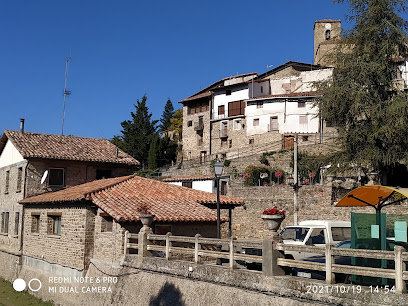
[124,231,408,294]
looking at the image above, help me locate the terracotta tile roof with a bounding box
[1,130,139,166]
[180,91,213,103]
[20,175,244,222]
[159,174,224,182]
[246,91,323,101]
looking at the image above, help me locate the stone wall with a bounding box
[23,204,96,270]
[228,182,408,239]
[0,160,27,253]
[182,104,211,161]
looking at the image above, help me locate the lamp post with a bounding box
[214,160,224,239]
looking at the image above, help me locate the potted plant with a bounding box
[138,203,155,228]
[261,206,285,231]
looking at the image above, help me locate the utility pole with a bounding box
[61,57,71,136]
[293,134,298,225]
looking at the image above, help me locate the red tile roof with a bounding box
[246,91,323,101]
[159,174,222,182]
[1,130,139,166]
[20,175,244,222]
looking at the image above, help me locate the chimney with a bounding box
[20,118,25,134]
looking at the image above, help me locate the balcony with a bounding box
[194,121,204,131]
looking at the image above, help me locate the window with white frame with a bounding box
[299,115,308,125]
[253,118,259,126]
[270,116,279,131]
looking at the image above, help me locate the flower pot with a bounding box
[139,214,155,228]
[261,214,285,231]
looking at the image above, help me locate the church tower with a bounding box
[314,20,341,66]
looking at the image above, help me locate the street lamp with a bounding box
[214,160,224,240]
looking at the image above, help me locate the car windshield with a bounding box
[281,227,310,242]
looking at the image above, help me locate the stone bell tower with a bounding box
[314,19,341,66]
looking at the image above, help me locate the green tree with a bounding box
[148,133,159,170]
[168,109,183,142]
[112,95,157,168]
[316,0,408,184]
[159,98,174,132]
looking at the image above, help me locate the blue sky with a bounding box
[0,0,353,139]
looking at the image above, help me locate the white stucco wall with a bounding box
[213,86,249,120]
[398,59,408,87]
[169,182,182,187]
[269,68,332,95]
[0,140,25,168]
[246,100,319,136]
[192,180,213,193]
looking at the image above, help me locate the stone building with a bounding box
[313,19,342,66]
[179,61,336,164]
[19,175,243,277]
[0,128,139,279]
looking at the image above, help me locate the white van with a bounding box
[280,220,351,260]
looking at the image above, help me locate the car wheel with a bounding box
[343,274,353,284]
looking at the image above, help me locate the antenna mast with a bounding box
[61,57,71,135]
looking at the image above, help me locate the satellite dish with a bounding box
[41,170,48,184]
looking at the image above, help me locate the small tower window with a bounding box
[325,30,331,41]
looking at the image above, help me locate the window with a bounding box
[270,116,279,131]
[182,181,192,188]
[187,120,192,127]
[260,86,263,94]
[48,215,61,235]
[325,30,331,40]
[218,105,225,116]
[200,151,207,163]
[16,167,23,192]
[96,170,112,180]
[221,139,228,147]
[229,139,232,148]
[31,215,40,233]
[14,212,19,236]
[101,214,113,232]
[299,115,308,125]
[256,101,263,109]
[226,89,231,96]
[220,121,228,138]
[1,212,9,233]
[233,119,241,130]
[249,139,254,145]
[298,101,306,108]
[5,170,10,194]
[49,168,64,187]
[253,118,259,126]
[228,101,245,117]
[302,135,309,142]
[331,227,351,241]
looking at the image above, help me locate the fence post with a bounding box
[166,232,172,260]
[229,236,237,269]
[325,244,334,284]
[262,234,285,276]
[394,246,406,293]
[124,230,129,255]
[195,234,201,264]
[138,225,153,258]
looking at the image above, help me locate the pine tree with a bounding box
[159,99,174,132]
[148,133,159,170]
[112,95,157,168]
[316,0,408,184]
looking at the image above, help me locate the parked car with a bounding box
[295,238,408,285]
[281,220,351,260]
[240,220,351,270]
